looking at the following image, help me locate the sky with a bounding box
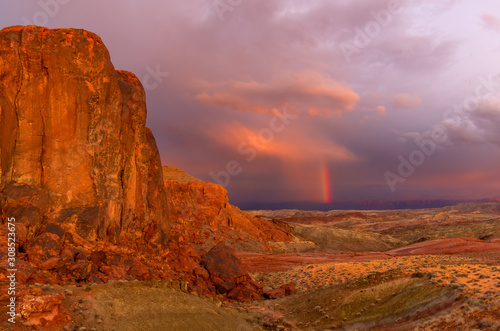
[1,0,500,208]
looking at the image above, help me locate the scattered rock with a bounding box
[264,283,296,300]
[19,294,66,326]
[202,242,247,281]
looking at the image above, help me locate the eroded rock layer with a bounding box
[164,166,293,251]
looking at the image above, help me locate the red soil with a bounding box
[387,237,500,255]
[237,251,392,272]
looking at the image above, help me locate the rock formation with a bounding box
[0,26,295,305]
[0,25,168,250]
[164,166,294,250]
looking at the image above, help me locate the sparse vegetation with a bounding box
[239,207,500,330]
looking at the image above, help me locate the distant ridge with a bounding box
[240,199,498,211]
[444,201,500,212]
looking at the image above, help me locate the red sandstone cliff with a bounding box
[0,26,168,250]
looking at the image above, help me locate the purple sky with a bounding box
[2,0,500,207]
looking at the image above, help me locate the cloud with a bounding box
[376,105,386,115]
[402,94,500,147]
[200,119,359,203]
[194,70,360,117]
[391,93,422,109]
[206,121,358,163]
[481,14,500,31]
[446,95,500,146]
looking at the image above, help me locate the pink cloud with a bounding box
[376,105,386,115]
[391,93,422,109]
[481,14,500,31]
[207,121,358,163]
[203,121,358,202]
[194,70,360,117]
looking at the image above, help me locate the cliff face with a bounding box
[0,26,168,249]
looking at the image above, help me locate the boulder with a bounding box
[69,261,95,281]
[26,233,61,264]
[19,293,66,326]
[202,242,247,281]
[201,242,263,301]
[263,282,296,300]
[89,250,108,269]
[215,281,236,294]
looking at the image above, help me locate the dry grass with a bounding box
[291,224,406,252]
[251,254,500,330]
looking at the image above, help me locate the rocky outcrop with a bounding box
[0,25,168,250]
[164,166,294,250]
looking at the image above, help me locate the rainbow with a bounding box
[321,161,332,204]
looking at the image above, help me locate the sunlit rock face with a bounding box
[163,166,294,249]
[0,25,169,249]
